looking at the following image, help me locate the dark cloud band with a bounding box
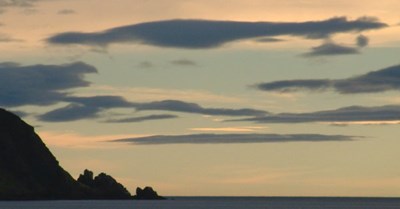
[38,98,268,122]
[256,64,400,94]
[133,100,268,117]
[47,17,387,49]
[112,133,356,145]
[232,105,400,124]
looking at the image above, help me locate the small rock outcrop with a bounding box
[134,187,165,200]
[77,169,132,199]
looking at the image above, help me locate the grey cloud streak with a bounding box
[170,59,197,66]
[38,98,268,122]
[57,9,75,15]
[104,114,178,123]
[232,105,400,124]
[133,100,268,117]
[256,64,400,94]
[47,17,387,49]
[112,133,357,145]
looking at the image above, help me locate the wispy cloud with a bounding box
[170,59,197,66]
[112,133,357,145]
[133,100,268,117]
[232,105,400,124]
[38,97,268,122]
[0,0,38,8]
[255,37,284,43]
[104,114,178,123]
[47,17,386,49]
[137,61,154,69]
[0,0,41,13]
[0,33,22,42]
[190,126,267,132]
[57,9,76,15]
[255,64,400,94]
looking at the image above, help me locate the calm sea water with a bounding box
[1,197,400,209]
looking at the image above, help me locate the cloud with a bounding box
[8,110,29,117]
[0,62,97,107]
[170,59,197,66]
[232,105,400,124]
[57,9,76,15]
[0,0,38,8]
[38,103,102,122]
[137,61,154,69]
[133,100,268,116]
[356,34,369,47]
[111,133,356,145]
[303,34,370,57]
[190,126,267,133]
[303,41,360,57]
[47,17,387,49]
[255,64,400,94]
[0,0,41,13]
[38,98,267,122]
[256,37,284,43]
[0,33,22,42]
[104,114,178,123]
[38,95,132,122]
[65,96,132,108]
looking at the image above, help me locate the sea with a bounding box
[1,197,400,209]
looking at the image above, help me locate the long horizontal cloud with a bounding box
[104,114,178,123]
[0,62,97,106]
[232,105,400,124]
[256,64,400,94]
[47,17,387,49]
[132,100,268,116]
[38,98,268,122]
[112,133,356,145]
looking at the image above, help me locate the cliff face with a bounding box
[0,108,130,200]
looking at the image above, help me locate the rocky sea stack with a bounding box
[0,108,163,200]
[134,186,166,200]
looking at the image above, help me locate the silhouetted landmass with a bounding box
[134,186,166,200]
[0,108,163,200]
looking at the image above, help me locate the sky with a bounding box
[1,0,400,197]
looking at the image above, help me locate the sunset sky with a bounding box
[1,0,400,196]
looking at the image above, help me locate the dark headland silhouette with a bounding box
[0,108,164,200]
